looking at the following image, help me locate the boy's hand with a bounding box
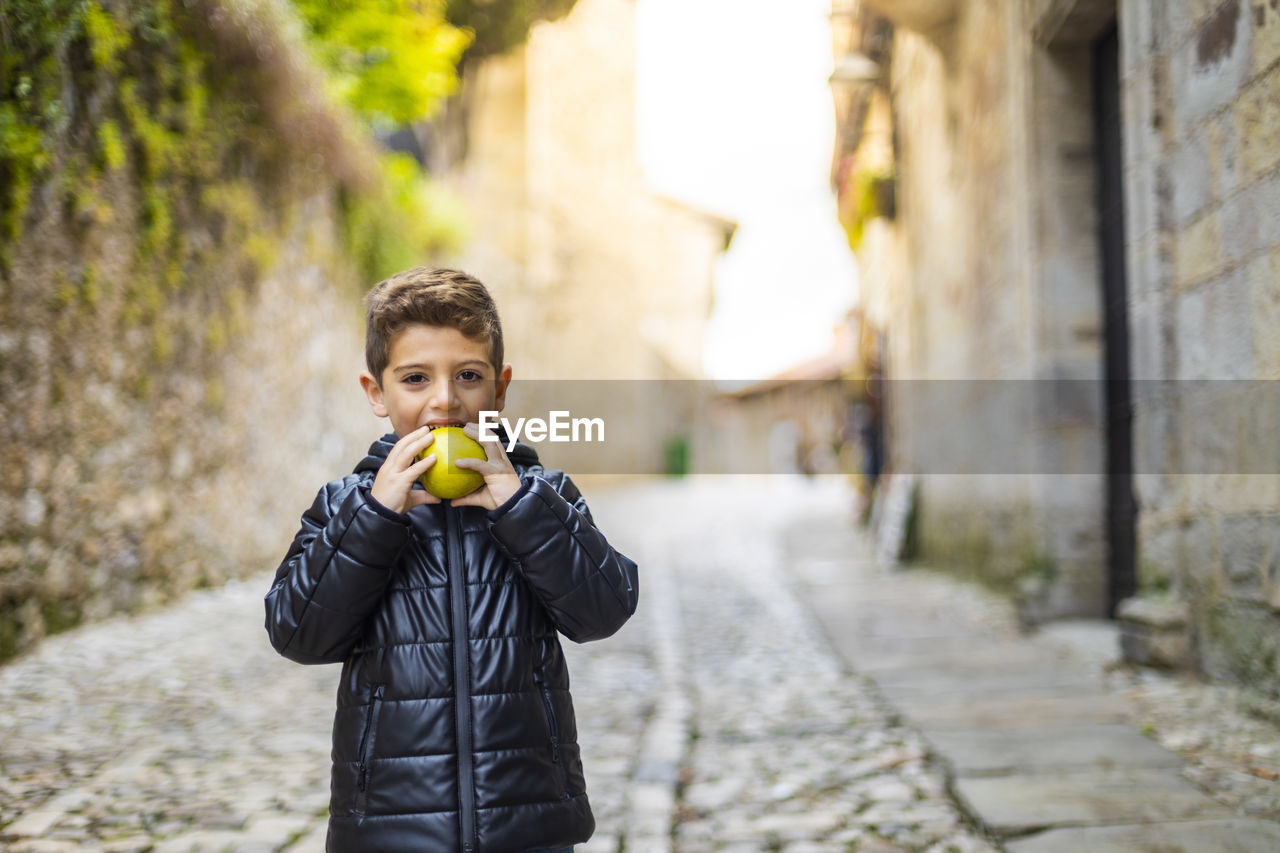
[369,426,442,514]
[448,422,523,511]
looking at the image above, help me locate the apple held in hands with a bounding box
[418,427,487,499]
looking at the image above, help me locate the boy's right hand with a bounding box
[369,426,442,514]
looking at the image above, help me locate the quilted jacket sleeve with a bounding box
[487,472,639,643]
[265,481,411,664]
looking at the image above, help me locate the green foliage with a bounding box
[0,0,74,260]
[1,0,281,381]
[444,0,577,59]
[292,0,470,127]
[0,0,206,263]
[1023,552,1059,584]
[40,597,83,635]
[0,603,21,661]
[97,118,126,171]
[287,0,475,282]
[79,264,100,308]
[342,151,469,283]
[83,2,131,75]
[0,101,46,255]
[3,0,478,377]
[1139,560,1173,595]
[837,164,896,253]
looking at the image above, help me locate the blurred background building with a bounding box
[438,0,736,383]
[831,0,1280,691]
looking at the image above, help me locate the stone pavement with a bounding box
[604,478,996,852]
[3,475,1279,851]
[2,475,995,852]
[782,485,1280,852]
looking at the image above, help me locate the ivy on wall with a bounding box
[293,0,469,127]
[443,0,578,59]
[288,0,477,282]
[835,153,896,253]
[0,0,478,659]
[0,0,471,290]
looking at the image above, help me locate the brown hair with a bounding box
[364,267,505,384]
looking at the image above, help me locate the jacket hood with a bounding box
[355,426,541,475]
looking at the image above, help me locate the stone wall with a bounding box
[0,0,382,660]
[846,0,1280,689]
[1120,0,1280,687]
[851,0,1107,617]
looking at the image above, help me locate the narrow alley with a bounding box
[2,476,1279,852]
[0,477,988,852]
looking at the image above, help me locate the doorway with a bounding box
[1092,22,1137,616]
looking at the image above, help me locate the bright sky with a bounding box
[635,0,859,381]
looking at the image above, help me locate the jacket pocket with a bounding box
[536,679,571,800]
[355,684,385,815]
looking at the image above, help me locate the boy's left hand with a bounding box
[448,422,522,510]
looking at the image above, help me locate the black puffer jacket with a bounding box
[265,434,639,852]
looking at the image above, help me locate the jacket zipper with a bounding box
[537,677,570,799]
[356,684,384,812]
[446,503,476,852]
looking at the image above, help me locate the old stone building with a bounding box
[835,0,1280,691]
[444,0,734,383]
[435,0,736,480]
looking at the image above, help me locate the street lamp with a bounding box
[828,50,881,166]
[828,50,881,88]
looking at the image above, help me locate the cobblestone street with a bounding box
[620,479,995,852]
[0,475,1000,852]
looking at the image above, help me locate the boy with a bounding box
[265,267,640,852]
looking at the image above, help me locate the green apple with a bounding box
[418,427,487,499]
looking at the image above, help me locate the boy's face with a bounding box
[360,323,511,439]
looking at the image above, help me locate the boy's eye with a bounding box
[457,370,483,383]
[404,373,427,384]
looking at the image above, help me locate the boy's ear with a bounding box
[359,371,389,418]
[493,364,513,412]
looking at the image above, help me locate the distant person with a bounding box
[856,395,883,489]
[847,393,883,522]
[265,267,639,852]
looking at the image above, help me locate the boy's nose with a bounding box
[428,380,457,411]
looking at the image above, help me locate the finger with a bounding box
[467,439,517,479]
[391,425,434,467]
[465,420,499,447]
[408,453,438,477]
[464,422,508,462]
[406,426,437,457]
[453,456,496,474]
[396,424,432,447]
